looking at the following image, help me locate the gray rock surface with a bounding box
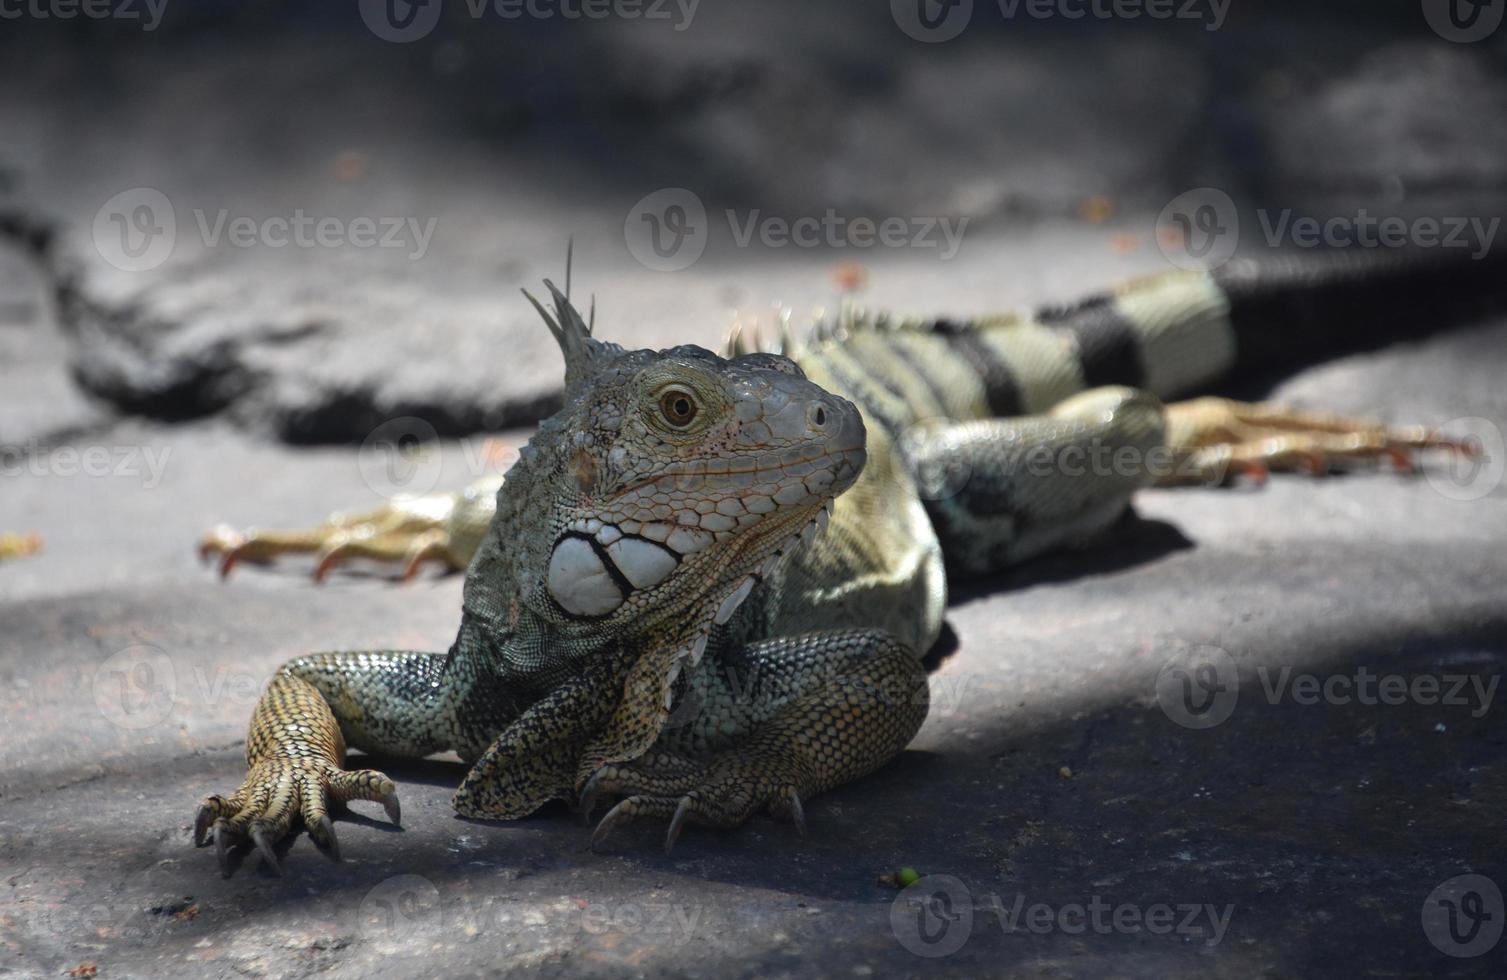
[4,245,1507,977]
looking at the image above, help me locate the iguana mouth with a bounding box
[549,444,861,623]
[608,444,865,502]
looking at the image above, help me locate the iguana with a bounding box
[193,248,1496,875]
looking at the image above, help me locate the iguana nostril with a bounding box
[812,407,827,428]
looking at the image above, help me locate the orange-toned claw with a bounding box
[1384,447,1416,473]
[401,530,451,582]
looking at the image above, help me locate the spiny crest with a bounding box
[723,301,948,359]
[523,242,618,395]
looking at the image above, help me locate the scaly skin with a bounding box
[195,262,1485,873]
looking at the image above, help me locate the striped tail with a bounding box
[792,247,1507,438]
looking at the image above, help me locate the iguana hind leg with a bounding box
[1159,397,1480,485]
[901,385,1167,575]
[578,629,927,853]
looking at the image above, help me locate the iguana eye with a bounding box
[658,388,699,427]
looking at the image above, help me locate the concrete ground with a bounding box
[3,5,1507,978]
[5,229,1507,977]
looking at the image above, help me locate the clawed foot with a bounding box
[1161,397,1481,486]
[199,497,462,583]
[194,757,401,876]
[577,750,809,855]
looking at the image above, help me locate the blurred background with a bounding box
[4,0,1506,445]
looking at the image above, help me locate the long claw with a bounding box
[316,815,342,862]
[578,769,606,821]
[312,539,352,584]
[383,791,402,827]
[401,536,449,582]
[664,797,693,855]
[251,827,282,875]
[214,823,235,877]
[788,792,807,838]
[590,799,637,852]
[194,804,215,846]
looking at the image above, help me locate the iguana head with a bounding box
[481,279,865,659]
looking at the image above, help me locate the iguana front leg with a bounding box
[578,629,928,852]
[194,649,494,875]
